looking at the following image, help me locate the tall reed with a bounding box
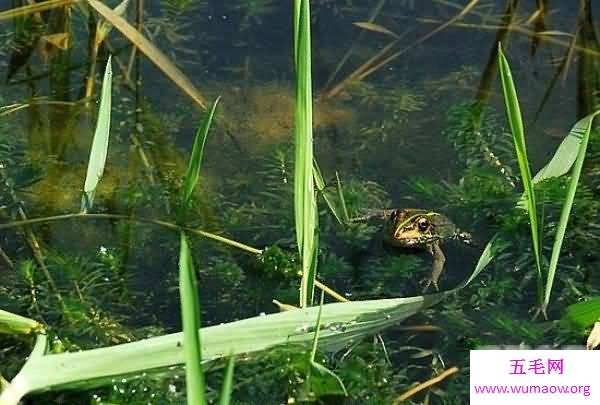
[293,0,318,308]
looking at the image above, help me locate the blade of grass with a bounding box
[335,172,350,224]
[313,160,345,225]
[294,0,318,308]
[81,56,112,213]
[217,356,235,405]
[456,111,600,291]
[179,232,206,405]
[87,0,207,110]
[306,292,347,397]
[0,293,443,404]
[180,97,220,217]
[543,111,600,314]
[497,44,543,289]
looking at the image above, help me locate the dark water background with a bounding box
[1,1,600,402]
[0,0,597,315]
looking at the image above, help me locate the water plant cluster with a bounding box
[1,1,600,404]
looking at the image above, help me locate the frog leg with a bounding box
[422,240,445,292]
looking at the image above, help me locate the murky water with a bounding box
[1,0,600,403]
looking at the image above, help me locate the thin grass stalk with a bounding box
[0,213,262,254]
[324,0,479,99]
[497,45,543,296]
[542,112,600,315]
[305,291,347,396]
[179,232,206,405]
[217,356,235,405]
[335,172,350,224]
[313,160,344,225]
[324,0,387,88]
[0,0,75,22]
[310,291,325,362]
[294,0,318,308]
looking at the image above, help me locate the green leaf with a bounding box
[498,44,543,287]
[0,294,442,404]
[294,0,318,307]
[459,234,506,288]
[335,171,350,224]
[179,233,206,405]
[81,56,112,213]
[543,114,599,313]
[180,97,220,217]
[532,114,598,184]
[313,160,346,225]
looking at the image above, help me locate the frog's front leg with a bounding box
[422,240,446,292]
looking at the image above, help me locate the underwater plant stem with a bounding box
[393,366,459,404]
[0,245,15,270]
[394,15,600,58]
[0,167,64,309]
[323,0,387,88]
[0,213,262,255]
[324,0,479,99]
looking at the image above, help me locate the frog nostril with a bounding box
[417,218,430,231]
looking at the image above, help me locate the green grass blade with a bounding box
[335,172,350,224]
[310,291,325,362]
[543,112,600,313]
[178,233,206,405]
[305,292,347,397]
[532,115,596,184]
[459,234,505,288]
[81,56,112,213]
[313,160,345,225]
[180,97,220,216]
[218,356,235,405]
[293,0,301,65]
[0,294,443,404]
[497,45,543,283]
[294,0,318,307]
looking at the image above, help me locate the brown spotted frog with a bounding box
[353,208,473,291]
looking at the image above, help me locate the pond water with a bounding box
[1,0,600,403]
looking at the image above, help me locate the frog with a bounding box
[352,208,473,292]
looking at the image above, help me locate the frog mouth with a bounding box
[391,229,434,246]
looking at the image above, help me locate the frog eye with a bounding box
[390,209,399,221]
[417,217,430,231]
